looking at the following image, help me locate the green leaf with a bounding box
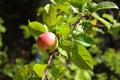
[102,13,114,23]
[3,64,14,77]
[91,13,112,29]
[51,65,66,80]
[71,43,93,70]
[58,39,72,57]
[20,25,31,38]
[109,27,120,35]
[57,15,63,24]
[95,2,119,11]
[87,2,98,12]
[37,7,44,16]
[58,46,68,58]
[13,65,33,80]
[0,17,4,24]
[44,4,50,13]
[13,68,28,80]
[30,77,41,80]
[71,5,79,13]
[67,17,78,24]
[60,38,72,47]
[70,0,91,10]
[82,22,92,33]
[0,38,3,47]
[56,3,70,14]
[29,21,48,33]
[51,0,68,4]
[13,69,25,80]
[33,64,47,77]
[56,23,71,38]
[75,33,94,47]
[0,25,6,33]
[28,21,48,37]
[42,4,57,26]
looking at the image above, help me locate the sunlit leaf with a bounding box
[91,13,112,29]
[102,13,114,23]
[71,5,79,13]
[28,21,48,39]
[44,4,50,13]
[58,46,68,58]
[87,2,97,12]
[90,2,119,12]
[70,0,91,11]
[56,23,71,38]
[51,65,66,80]
[33,64,47,77]
[67,17,78,24]
[37,7,44,16]
[29,21,47,33]
[71,43,94,70]
[75,33,94,47]
[58,39,72,57]
[95,2,119,10]
[57,15,63,24]
[52,0,68,4]
[56,3,70,14]
[42,4,57,26]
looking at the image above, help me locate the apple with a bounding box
[37,32,58,53]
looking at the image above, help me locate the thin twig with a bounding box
[42,52,56,80]
[70,13,89,28]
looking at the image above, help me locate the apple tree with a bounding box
[13,0,119,80]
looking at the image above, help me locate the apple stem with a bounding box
[42,52,55,80]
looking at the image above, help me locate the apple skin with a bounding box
[37,32,58,53]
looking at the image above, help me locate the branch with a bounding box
[42,52,56,80]
[70,13,90,28]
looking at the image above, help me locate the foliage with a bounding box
[0,18,6,47]
[16,0,120,80]
[0,0,119,80]
[103,49,120,75]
